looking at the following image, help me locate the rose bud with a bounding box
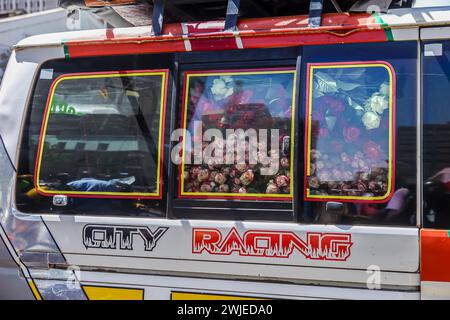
[308,177,320,188]
[235,163,247,173]
[316,161,325,170]
[318,170,331,181]
[310,149,321,160]
[231,185,240,193]
[318,127,329,138]
[356,181,368,192]
[197,169,210,182]
[330,140,343,153]
[358,172,370,181]
[207,159,217,170]
[222,167,231,176]
[209,170,218,181]
[190,166,200,179]
[240,170,255,186]
[233,177,242,185]
[364,141,381,160]
[331,169,342,181]
[280,157,290,168]
[239,187,248,194]
[219,184,230,193]
[215,172,227,185]
[200,183,213,192]
[340,152,350,163]
[266,181,280,194]
[275,175,289,188]
[343,126,361,143]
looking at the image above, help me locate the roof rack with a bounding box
[150,0,345,35]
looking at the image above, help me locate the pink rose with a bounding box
[275,175,289,188]
[343,126,361,143]
[266,181,280,194]
[330,140,343,153]
[319,127,329,138]
[240,170,255,186]
[363,141,381,160]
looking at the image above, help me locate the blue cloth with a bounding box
[67,178,120,192]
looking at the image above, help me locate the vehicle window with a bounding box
[16,60,170,216]
[423,41,450,229]
[305,62,395,202]
[301,42,417,226]
[35,71,167,198]
[178,68,296,201]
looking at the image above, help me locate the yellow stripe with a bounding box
[171,292,265,300]
[28,280,42,300]
[306,63,394,201]
[180,69,296,198]
[35,71,167,198]
[83,286,144,300]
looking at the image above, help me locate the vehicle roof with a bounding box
[14,6,450,52]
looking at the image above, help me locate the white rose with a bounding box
[379,82,390,96]
[211,76,234,101]
[367,94,388,115]
[362,111,381,130]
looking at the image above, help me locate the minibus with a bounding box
[1,0,450,300]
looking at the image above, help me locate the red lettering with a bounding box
[192,228,221,254]
[192,228,352,261]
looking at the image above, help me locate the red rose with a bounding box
[238,90,253,104]
[343,126,360,143]
[312,109,324,122]
[363,141,381,160]
[194,82,204,95]
[331,140,343,153]
[319,127,329,138]
[329,98,345,115]
[316,96,345,116]
[275,175,290,188]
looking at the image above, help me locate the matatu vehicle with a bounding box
[1,0,450,300]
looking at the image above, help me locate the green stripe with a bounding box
[372,12,394,41]
[447,231,450,238]
[62,40,69,59]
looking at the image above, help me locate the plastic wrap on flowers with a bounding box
[182,70,296,198]
[306,64,393,201]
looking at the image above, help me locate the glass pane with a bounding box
[180,69,296,200]
[423,41,450,229]
[35,71,167,198]
[305,63,394,202]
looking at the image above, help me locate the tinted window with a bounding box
[423,41,450,229]
[16,54,173,216]
[305,62,395,202]
[179,68,296,200]
[36,71,167,199]
[301,42,417,226]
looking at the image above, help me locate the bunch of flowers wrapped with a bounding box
[308,74,391,199]
[183,75,293,196]
[184,158,291,195]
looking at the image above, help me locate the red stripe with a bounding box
[65,13,386,58]
[421,229,450,282]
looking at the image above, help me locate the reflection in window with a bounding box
[35,71,167,198]
[305,62,395,202]
[423,42,450,229]
[180,69,296,200]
